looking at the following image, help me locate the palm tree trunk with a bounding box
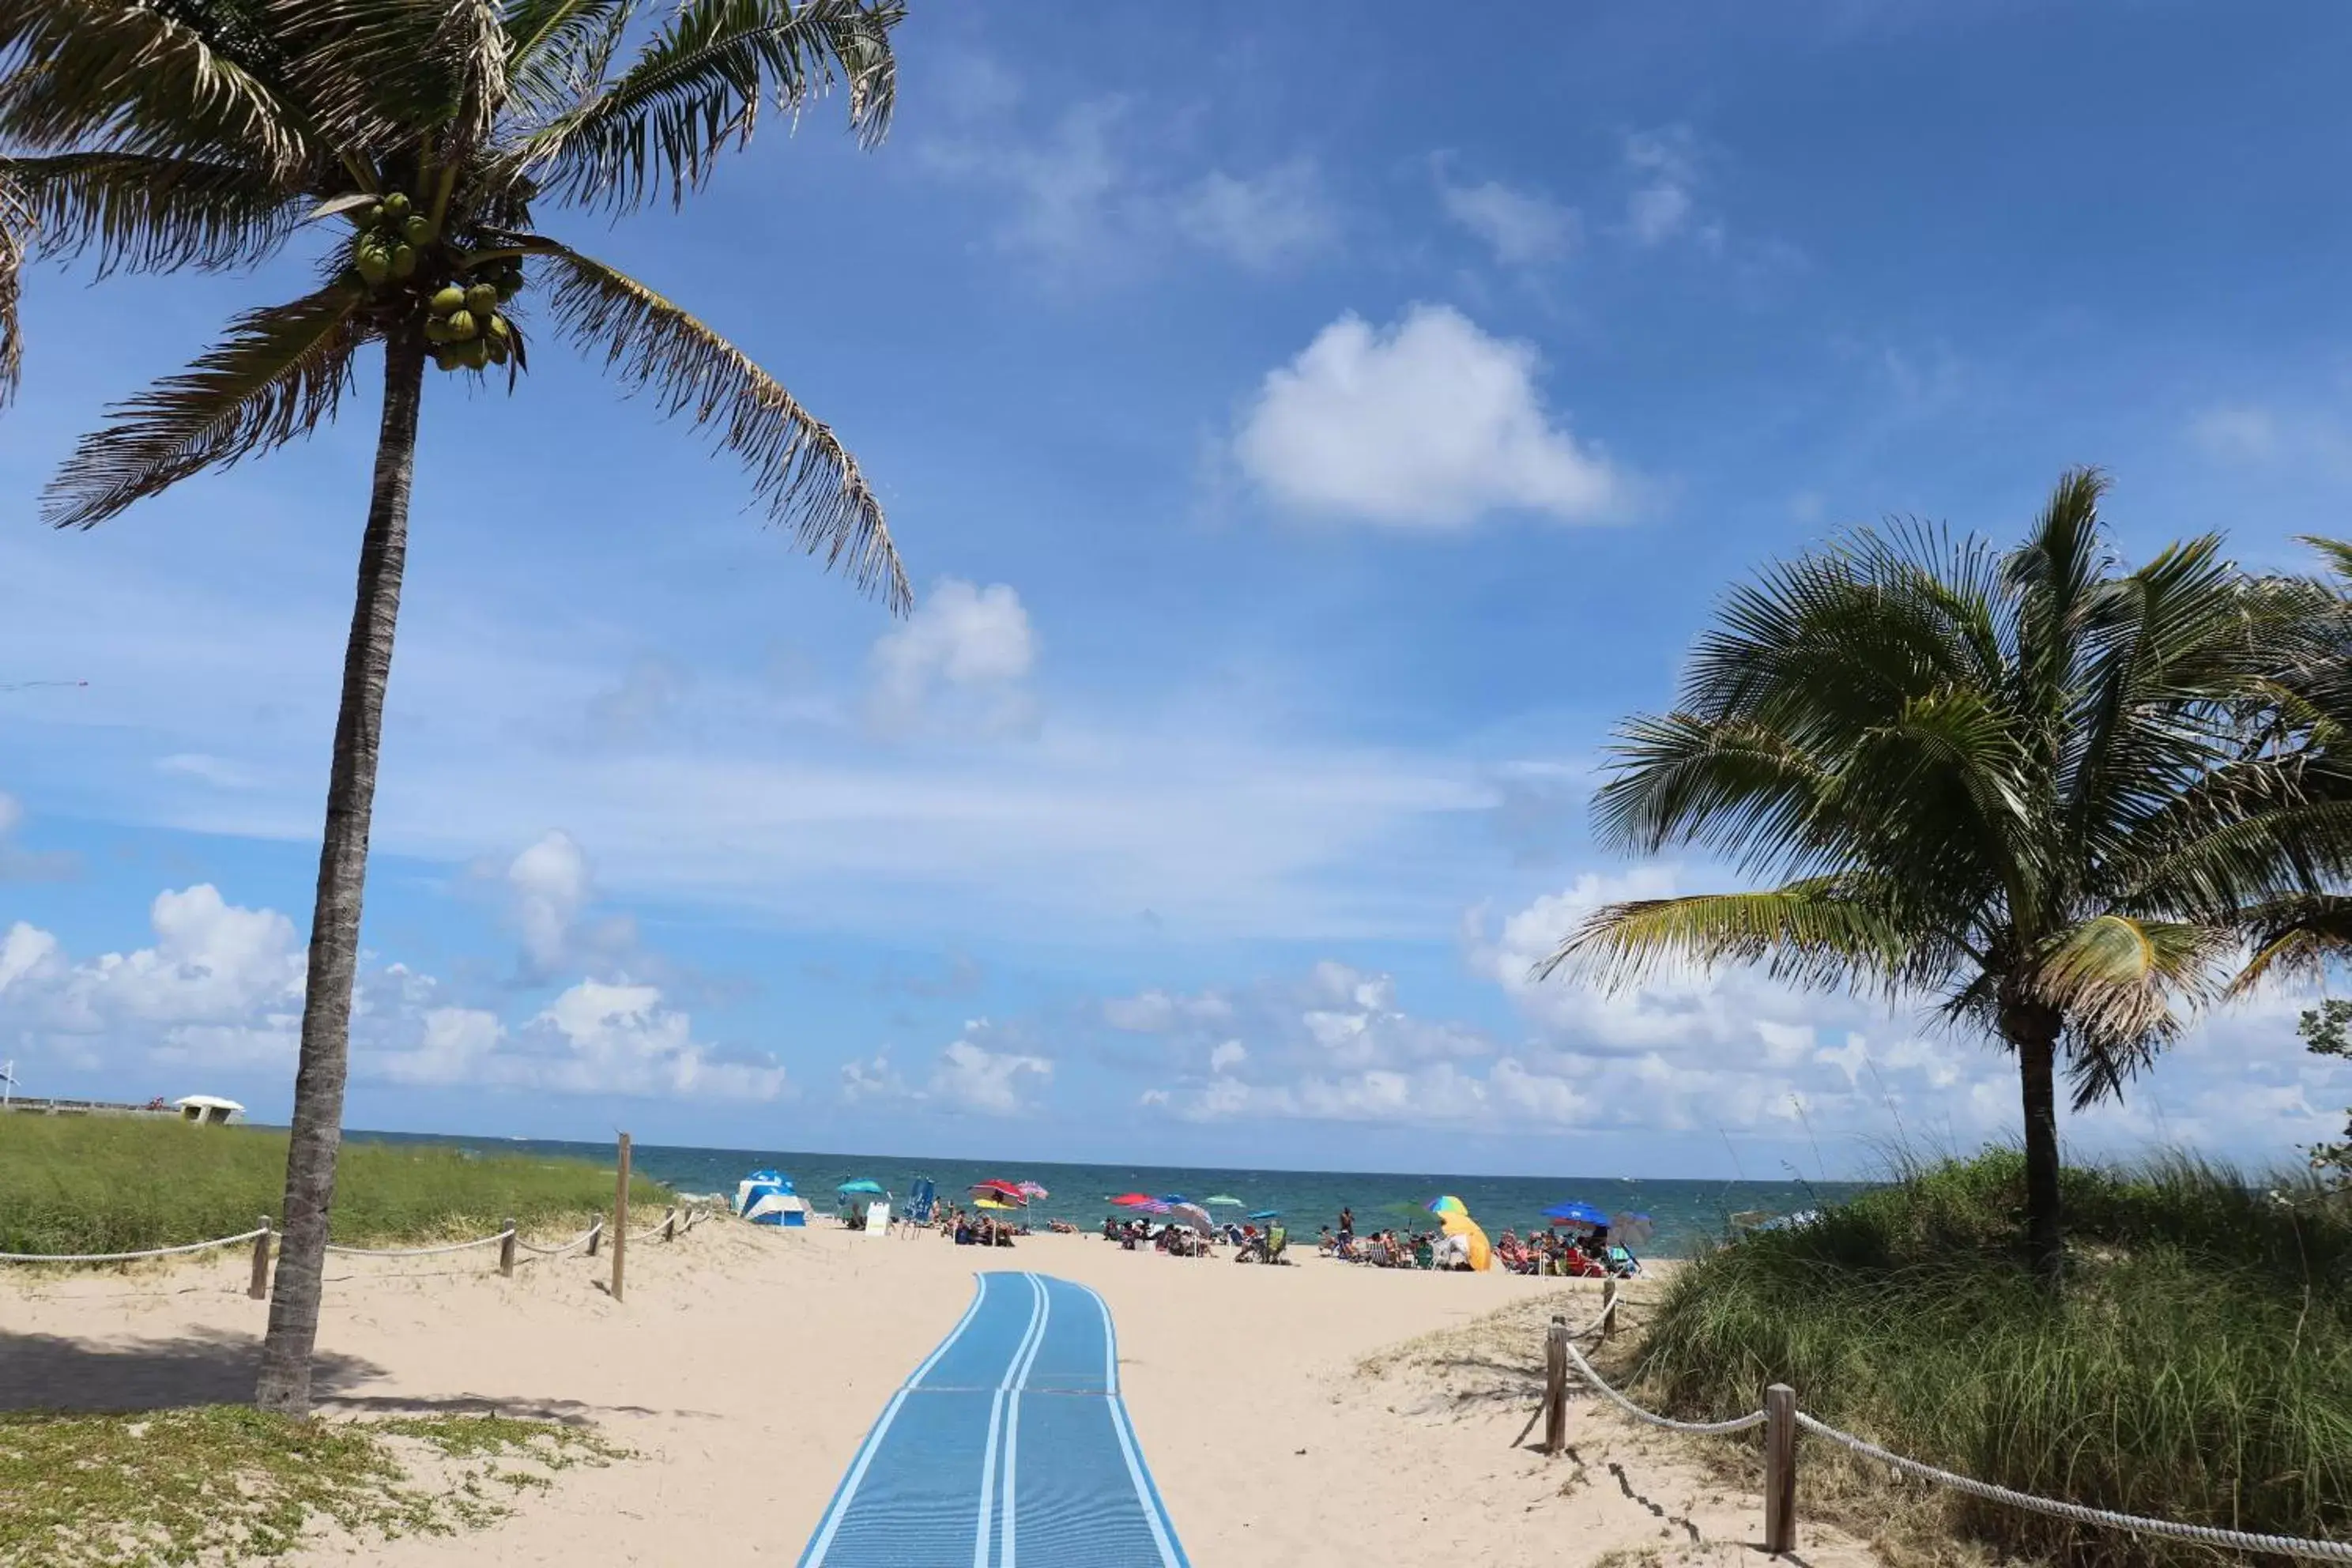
[2015,1020,2064,1288]
[254,335,426,1417]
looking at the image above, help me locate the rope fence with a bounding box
[0,1226,269,1265]
[324,1231,508,1258]
[3,1135,714,1315]
[1534,1283,2352,1562]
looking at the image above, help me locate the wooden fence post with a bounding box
[1601,1276,1619,1342]
[248,1216,272,1301]
[1543,1314,1569,1456]
[1764,1383,1797,1555]
[498,1219,516,1278]
[612,1133,631,1304]
[661,1206,677,1242]
[586,1215,601,1257]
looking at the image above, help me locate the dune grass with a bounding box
[0,1117,674,1257]
[1634,1151,2352,1568]
[0,1406,621,1566]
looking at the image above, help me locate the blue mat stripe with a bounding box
[798,1272,1189,1568]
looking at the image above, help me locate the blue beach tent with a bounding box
[736,1169,808,1227]
[906,1178,938,1225]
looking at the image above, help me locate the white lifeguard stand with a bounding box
[174,1095,245,1126]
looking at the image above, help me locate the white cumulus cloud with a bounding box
[868,579,1039,737]
[1233,305,1626,530]
[835,1024,1054,1118]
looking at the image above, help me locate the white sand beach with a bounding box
[1,1223,1889,1567]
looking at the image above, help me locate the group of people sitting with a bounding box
[1494,1226,1640,1277]
[935,1204,1020,1247]
[1099,1216,1212,1256]
[1317,1225,1473,1269]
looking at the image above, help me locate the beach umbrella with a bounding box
[1611,1212,1656,1247]
[1136,1200,1174,1216]
[1544,1201,1611,1229]
[971,1179,1024,1198]
[1204,1195,1244,1208]
[1426,1195,1468,1217]
[1109,1193,1154,1207]
[1246,1208,1282,1222]
[1016,1181,1050,1199]
[1157,1193,1189,1204]
[974,1197,1017,1212]
[1439,1211,1492,1272]
[1169,1202,1216,1234]
[838,1178,885,1195]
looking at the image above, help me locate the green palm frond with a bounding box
[499,0,629,128]
[0,0,306,173]
[2,152,302,275]
[2043,914,2225,1110]
[2299,536,2352,590]
[42,281,369,529]
[1592,713,1833,867]
[2230,894,2352,994]
[537,240,908,610]
[2006,465,2113,714]
[265,0,507,164]
[1540,882,1909,997]
[2124,793,2352,920]
[506,0,899,213]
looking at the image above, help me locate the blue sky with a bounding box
[3,0,2350,1178]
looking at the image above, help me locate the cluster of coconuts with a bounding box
[348,191,433,285]
[340,189,526,375]
[423,271,520,373]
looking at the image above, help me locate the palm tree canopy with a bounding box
[0,0,909,609]
[2226,535,2352,990]
[1549,469,2352,1107]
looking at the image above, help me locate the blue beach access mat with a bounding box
[797,1271,1190,1568]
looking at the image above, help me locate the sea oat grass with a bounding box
[0,1118,672,1257]
[1634,1152,2352,1568]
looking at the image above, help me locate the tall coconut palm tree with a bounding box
[1,0,910,1414]
[1543,470,2346,1284]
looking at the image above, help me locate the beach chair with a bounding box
[903,1178,937,1235]
[1265,1224,1290,1265]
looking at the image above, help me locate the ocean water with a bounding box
[352,1131,1868,1258]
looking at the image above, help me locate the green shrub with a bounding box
[1637,1151,2352,1567]
[0,1117,672,1256]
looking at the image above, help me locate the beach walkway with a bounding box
[797,1269,1188,1567]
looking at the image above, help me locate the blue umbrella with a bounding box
[838,1178,884,1195]
[1158,1193,1189,1204]
[1246,1209,1282,1221]
[1544,1200,1611,1228]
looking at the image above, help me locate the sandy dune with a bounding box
[0,1222,1886,1566]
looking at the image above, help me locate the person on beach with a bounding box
[1338,1206,1354,1241]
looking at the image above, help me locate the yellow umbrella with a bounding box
[1440,1210,1493,1272]
[974,1197,1016,1211]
